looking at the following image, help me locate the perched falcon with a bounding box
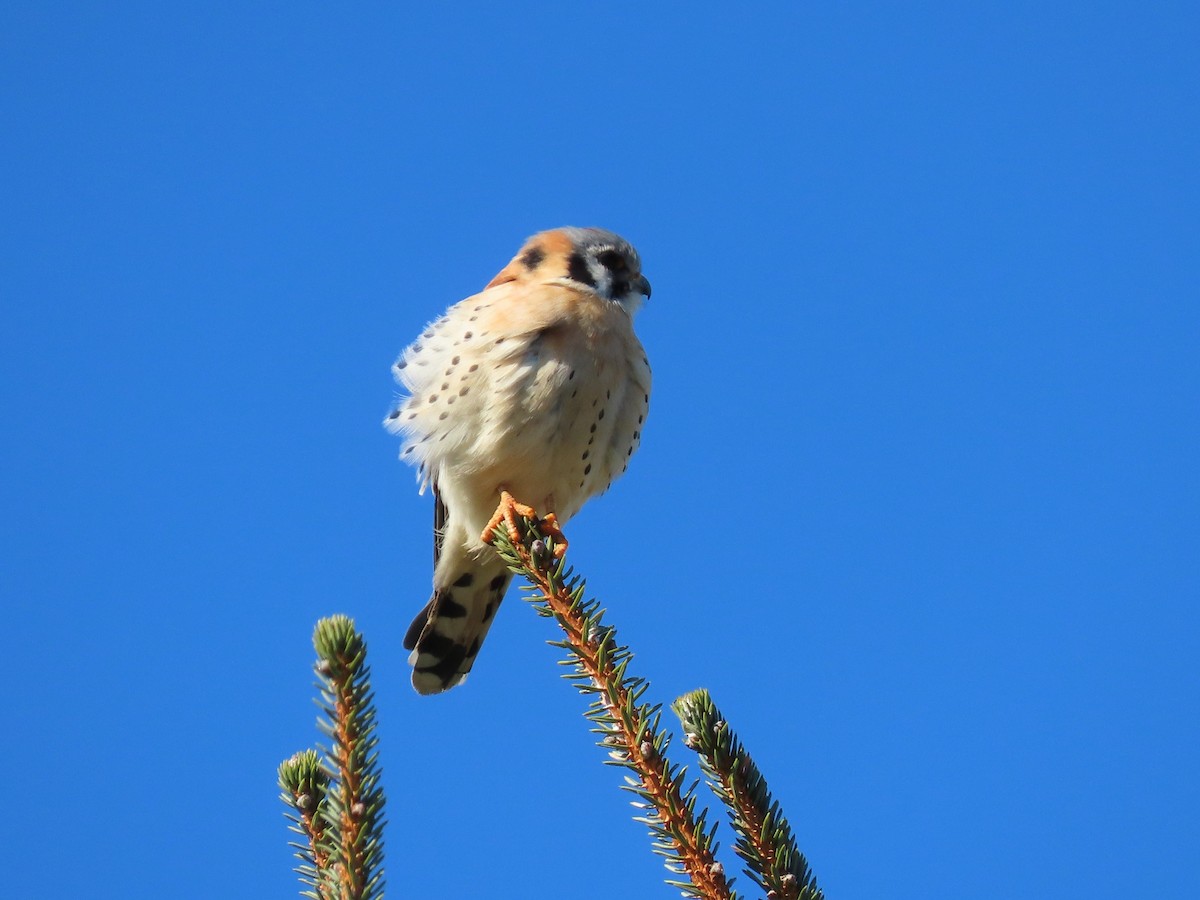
[385,227,652,694]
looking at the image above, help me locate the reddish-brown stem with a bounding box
[496,520,731,900]
[288,793,333,900]
[331,661,365,898]
[726,772,795,900]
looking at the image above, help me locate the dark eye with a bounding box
[597,249,627,273]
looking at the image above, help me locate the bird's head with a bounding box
[490,226,651,313]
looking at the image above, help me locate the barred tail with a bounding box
[404,550,512,695]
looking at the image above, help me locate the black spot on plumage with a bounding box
[598,409,605,420]
[467,636,482,658]
[463,331,473,340]
[416,647,466,684]
[438,591,469,617]
[584,464,592,475]
[489,574,507,591]
[453,572,474,588]
[567,251,596,288]
[483,600,498,623]
[388,409,401,420]
[419,630,457,660]
[597,248,627,273]
[589,423,596,433]
[469,364,479,372]
[521,246,546,270]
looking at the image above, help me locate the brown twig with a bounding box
[311,617,385,900]
[674,691,822,900]
[278,749,334,900]
[488,507,733,900]
[324,652,368,897]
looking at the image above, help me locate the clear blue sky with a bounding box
[3,3,1197,898]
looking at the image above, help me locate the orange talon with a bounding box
[481,490,569,558]
[538,512,569,558]
[482,490,537,545]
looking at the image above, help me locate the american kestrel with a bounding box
[385,227,652,694]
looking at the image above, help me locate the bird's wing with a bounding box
[432,480,447,569]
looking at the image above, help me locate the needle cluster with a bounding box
[279,616,386,900]
[673,690,822,900]
[490,519,733,899]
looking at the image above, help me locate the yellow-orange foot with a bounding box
[481,490,538,546]
[537,512,569,559]
[481,491,569,558]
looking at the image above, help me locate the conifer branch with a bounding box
[280,616,386,900]
[488,509,734,900]
[673,690,822,900]
[279,749,333,900]
[313,616,387,900]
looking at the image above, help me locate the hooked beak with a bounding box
[635,274,652,299]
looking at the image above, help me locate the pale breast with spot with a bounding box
[456,291,649,524]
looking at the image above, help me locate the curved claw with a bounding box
[482,491,569,558]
